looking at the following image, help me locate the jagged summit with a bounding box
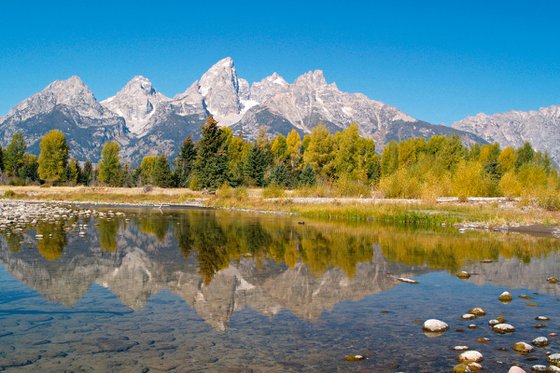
[0,57,486,163]
[452,104,560,164]
[101,75,169,136]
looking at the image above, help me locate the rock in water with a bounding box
[468,307,486,317]
[422,319,449,333]
[499,291,513,302]
[548,353,560,366]
[531,336,548,347]
[508,367,527,373]
[512,341,534,353]
[457,350,484,363]
[547,276,558,284]
[492,323,516,334]
[456,271,471,279]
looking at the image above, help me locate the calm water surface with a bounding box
[0,207,559,372]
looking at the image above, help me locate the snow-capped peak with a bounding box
[101,75,169,136]
[4,75,115,123]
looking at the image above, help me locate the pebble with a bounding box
[452,346,469,351]
[468,307,486,317]
[532,336,549,347]
[508,367,527,373]
[397,277,418,284]
[493,323,516,334]
[547,276,558,284]
[536,316,550,321]
[457,271,471,279]
[457,350,484,363]
[548,353,560,366]
[499,291,513,302]
[508,366,527,373]
[423,319,449,333]
[462,313,476,320]
[344,354,365,362]
[531,365,547,372]
[512,341,534,353]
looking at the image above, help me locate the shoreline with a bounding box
[0,186,559,237]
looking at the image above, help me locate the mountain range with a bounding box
[0,57,558,164]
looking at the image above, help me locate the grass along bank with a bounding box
[1,185,560,229]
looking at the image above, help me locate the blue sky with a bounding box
[1,0,559,124]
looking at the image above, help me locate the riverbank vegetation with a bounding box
[0,116,559,213]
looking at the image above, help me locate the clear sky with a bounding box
[1,0,559,124]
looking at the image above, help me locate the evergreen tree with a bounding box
[81,161,93,186]
[244,145,270,187]
[19,154,39,182]
[174,135,196,187]
[299,164,317,186]
[0,147,4,173]
[38,130,69,183]
[154,155,173,187]
[97,141,122,186]
[515,142,535,170]
[5,132,26,177]
[193,116,229,189]
[268,164,291,188]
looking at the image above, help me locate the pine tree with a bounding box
[97,141,122,186]
[244,145,270,187]
[20,154,39,182]
[174,135,196,187]
[268,164,291,188]
[193,116,229,189]
[154,155,173,187]
[38,130,69,183]
[81,161,93,186]
[5,132,26,177]
[299,164,317,186]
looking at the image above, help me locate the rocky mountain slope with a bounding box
[0,58,483,164]
[452,105,560,164]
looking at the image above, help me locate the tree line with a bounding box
[0,116,558,204]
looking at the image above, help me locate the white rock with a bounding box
[453,346,469,351]
[458,350,484,363]
[532,336,548,347]
[462,313,476,320]
[512,341,534,353]
[423,319,449,333]
[548,353,560,366]
[508,367,526,373]
[493,323,515,334]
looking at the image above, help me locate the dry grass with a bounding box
[1,185,559,227]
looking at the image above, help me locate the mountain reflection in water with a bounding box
[1,207,560,372]
[1,208,558,331]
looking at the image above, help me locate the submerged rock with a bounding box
[462,313,476,320]
[344,354,365,362]
[536,316,550,321]
[547,276,558,284]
